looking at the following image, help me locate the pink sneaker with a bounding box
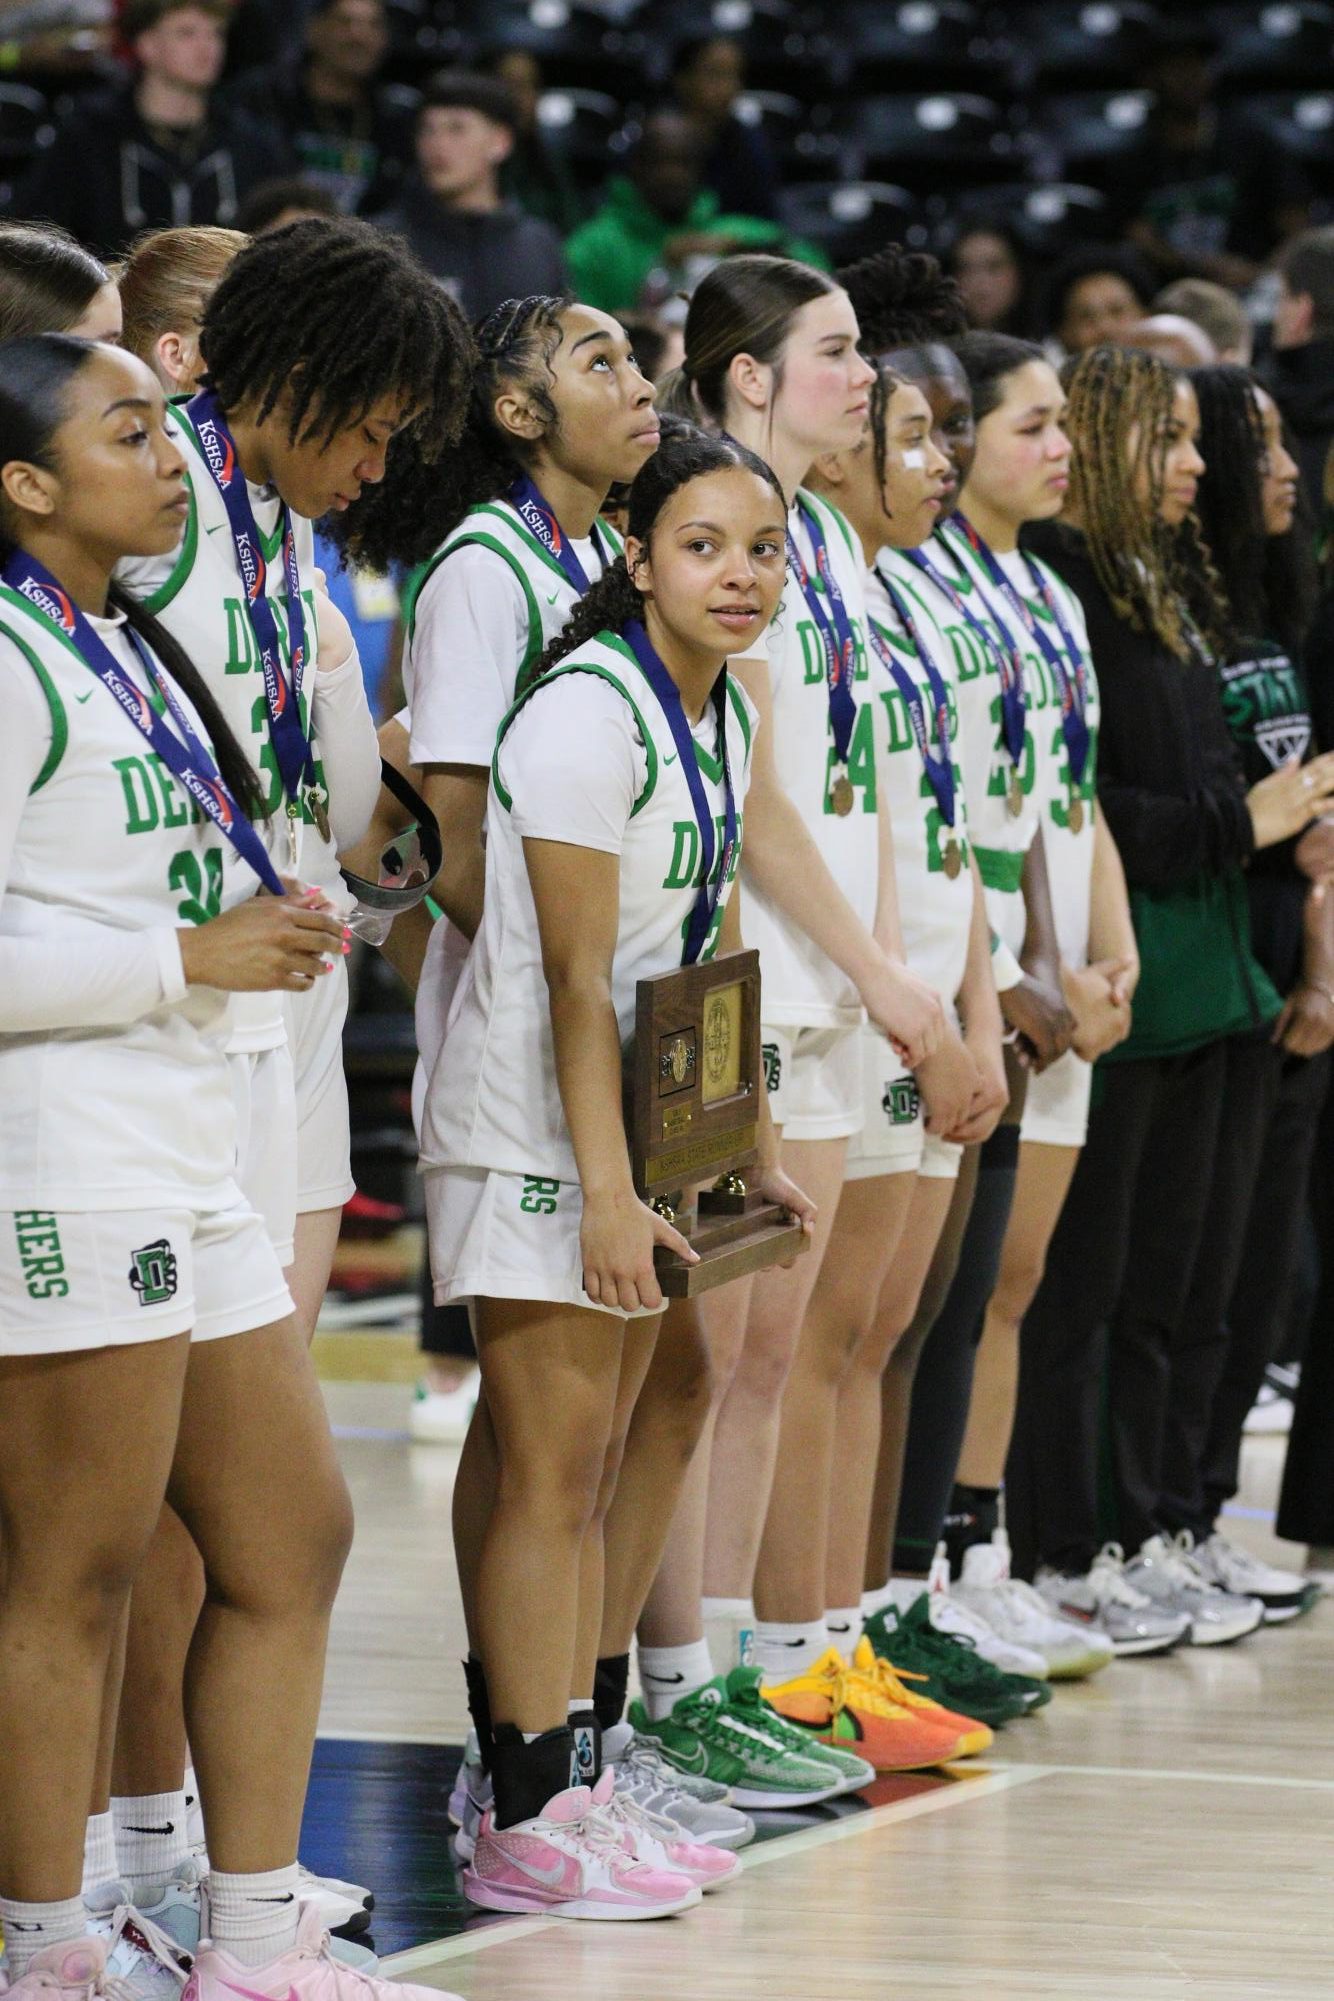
[463,1780,702,1920]
[2,1938,109,2001]
[593,1769,741,1892]
[184,1905,460,2001]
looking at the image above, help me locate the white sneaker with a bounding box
[603,1721,755,1851]
[1036,1545,1189,1657]
[593,1770,740,1892]
[408,1372,478,1444]
[954,1534,1115,1679]
[83,1887,190,2000]
[920,1546,1049,1679]
[1126,1533,1264,1647]
[183,1853,370,1939]
[1243,1383,1294,1435]
[1194,1532,1314,1624]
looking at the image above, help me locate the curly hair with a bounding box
[1190,364,1317,661]
[1061,344,1221,662]
[199,216,476,570]
[531,417,785,684]
[837,242,967,357]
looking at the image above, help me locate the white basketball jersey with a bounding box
[119,404,323,1052]
[866,554,974,1014]
[744,490,879,1027]
[421,633,757,1182]
[0,591,244,1211]
[965,544,1100,972]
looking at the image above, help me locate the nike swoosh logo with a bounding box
[644,1670,686,1684]
[663,752,679,766]
[662,1737,709,1774]
[545,590,559,605]
[125,1821,175,1835]
[247,1893,295,1904]
[75,690,93,703]
[221,1981,300,2001]
[205,523,225,535]
[508,1848,582,1890]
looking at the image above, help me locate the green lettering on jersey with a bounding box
[224,597,257,675]
[113,756,160,834]
[169,847,224,926]
[664,820,700,891]
[825,701,877,813]
[985,692,1035,804]
[147,752,190,829]
[923,762,969,876]
[519,1175,560,1215]
[798,620,825,686]
[12,1209,68,1299]
[877,685,916,755]
[1049,717,1099,833]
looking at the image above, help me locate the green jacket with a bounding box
[564,177,828,316]
[1103,869,1282,1064]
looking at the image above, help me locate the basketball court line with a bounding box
[379,1763,1053,1974]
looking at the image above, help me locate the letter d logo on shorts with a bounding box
[129,1238,179,1307]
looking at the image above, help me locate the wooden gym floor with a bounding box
[303,1276,1334,2000]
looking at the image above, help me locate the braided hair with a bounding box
[1190,364,1316,661]
[837,243,967,357]
[531,417,785,683]
[1061,344,1218,662]
[410,293,568,555]
[199,217,476,571]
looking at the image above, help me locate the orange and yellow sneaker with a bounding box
[760,1647,967,1773]
[851,1636,993,1758]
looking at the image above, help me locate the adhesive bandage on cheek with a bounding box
[900,448,928,470]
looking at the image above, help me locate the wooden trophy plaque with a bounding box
[625,947,808,1297]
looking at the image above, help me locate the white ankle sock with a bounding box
[0,1895,87,1979]
[81,1812,118,1898]
[825,1606,863,1658]
[751,1618,827,1680]
[701,1596,753,1673]
[112,1790,190,1898]
[207,1864,301,1966]
[637,1638,715,1720]
[861,1581,898,1620]
[184,1766,204,1853]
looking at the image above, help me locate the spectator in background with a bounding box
[1043,245,1152,359]
[370,69,565,318]
[1264,227,1334,510]
[1155,277,1253,365]
[228,0,415,215]
[564,108,822,317]
[1129,314,1217,369]
[1113,22,1309,290]
[234,174,340,234]
[482,47,583,235]
[949,222,1030,334]
[17,0,288,255]
[671,34,777,221]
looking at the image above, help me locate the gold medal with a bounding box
[1069,797,1085,835]
[943,837,962,880]
[830,774,855,817]
[1007,771,1024,816]
[286,800,301,873]
[309,787,331,845]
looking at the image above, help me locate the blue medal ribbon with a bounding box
[906,528,1027,772]
[186,388,317,821]
[509,474,613,597]
[789,497,859,769]
[870,561,956,828]
[4,549,285,895]
[951,515,1090,784]
[623,618,737,967]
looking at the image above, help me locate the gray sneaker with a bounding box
[1036,1544,1189,1656]
[1126,1533,1264,1646]
[604,1721,756,1850]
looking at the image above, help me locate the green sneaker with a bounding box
[722,1666,874,1794]
[628,1675,845,1808]
[864,1598,1048,1726]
